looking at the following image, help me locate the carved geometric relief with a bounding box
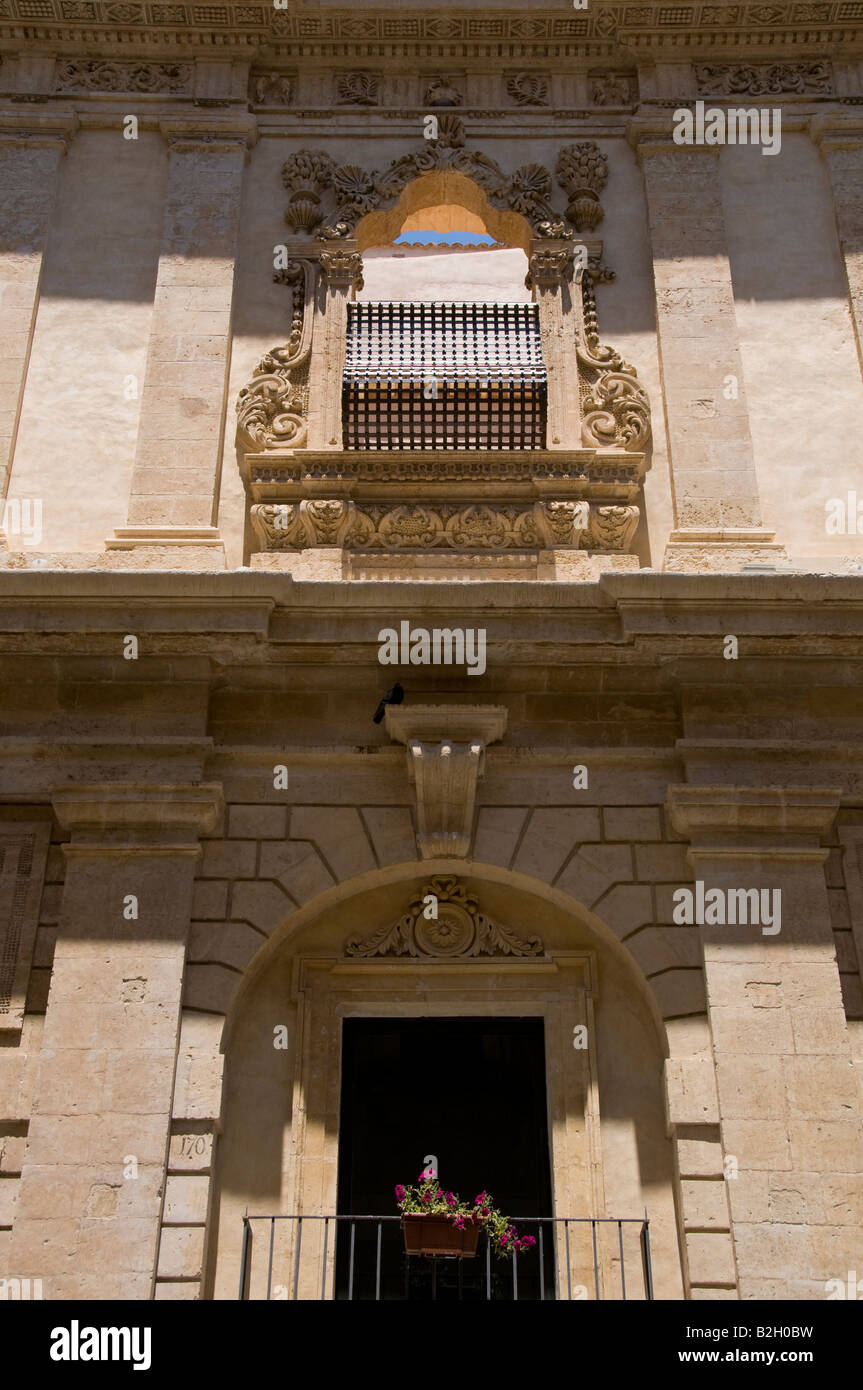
[345,876,544,959]
[0,814,52,1034]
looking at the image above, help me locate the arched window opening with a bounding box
[348,197,540,449]
[357,200,530,306]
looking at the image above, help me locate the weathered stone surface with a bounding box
[2,13,863,1308]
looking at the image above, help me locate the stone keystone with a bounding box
[384,705,507,859]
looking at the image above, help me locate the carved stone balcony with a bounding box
[235,122,651,576]
[244,447,644,556]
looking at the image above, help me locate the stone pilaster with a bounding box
[108,118,256,567]
[0,115,77,520]
[811,113,863,381]
[667,786,863,1300]
[527,240,580,450]
[305,246,363,451]
[9,783,222,1300]
[627,119,784,573]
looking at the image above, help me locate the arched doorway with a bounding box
[207,869,683,1301]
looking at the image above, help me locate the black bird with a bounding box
[373,682,404,725]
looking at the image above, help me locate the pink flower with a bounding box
[455,1218,465,1229]
[395,1184,405,1201]
[446,1192,456,1206]
[422,1193,431,1203]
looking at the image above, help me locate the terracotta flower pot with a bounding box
[402,1213,480,1258]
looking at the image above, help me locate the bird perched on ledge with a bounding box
[373,682,404,725]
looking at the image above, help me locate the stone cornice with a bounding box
[0,108,77,147]
[385,705,508,747]
[0,3,860,58]
[810,109,863,147]
[158,110,257,151]
[52,782,224,848]
[3,568,863,608]
[666,785,842,852]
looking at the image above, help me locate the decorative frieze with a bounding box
[6,3,862,49]
[247,449,644,489]
[54,59,192,92]
[249,72,293,106]
[425,77,462,107]
[695,61,833,96]
[589,71,638,105]
[506,73,549,106]
[346,876,544,958]
[336,72,379,105]
[249,499,639,552]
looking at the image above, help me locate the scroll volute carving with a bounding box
[577,270,651,453]
[236,258,316,453]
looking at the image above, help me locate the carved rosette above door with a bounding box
[235,120,651,568]
[345,876,544,959]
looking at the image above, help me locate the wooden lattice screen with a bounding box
[343,301,547,450]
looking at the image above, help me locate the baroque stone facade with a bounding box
[0,0,862,1313]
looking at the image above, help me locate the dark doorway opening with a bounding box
[334,1016,554,1300]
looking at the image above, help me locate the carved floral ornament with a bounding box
[280,122,609,242]
[235,129,650,484]
[249,500,640,554]
[345,877,544,960]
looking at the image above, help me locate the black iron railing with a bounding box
[237,1213,654,1301]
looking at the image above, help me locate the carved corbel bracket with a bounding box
[319,246,364,291]
[384,705,507,860]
